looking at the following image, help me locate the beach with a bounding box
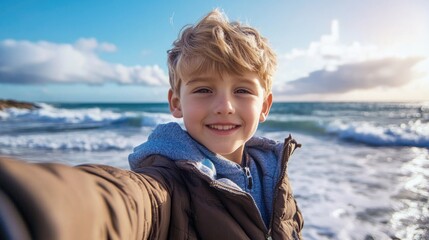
[1,101,428,239]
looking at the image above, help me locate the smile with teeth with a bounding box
[207,124,239,131]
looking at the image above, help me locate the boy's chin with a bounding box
[207,145,244,163]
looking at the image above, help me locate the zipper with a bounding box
[266,135,301,238]
[179,162,268,232]
[243,151,253,190]
[244,167,253,189]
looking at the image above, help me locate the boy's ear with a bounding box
[168,89,183,118]
[259,93,273,123]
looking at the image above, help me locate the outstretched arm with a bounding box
[0,157,171,240]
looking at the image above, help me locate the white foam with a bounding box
[140,112,182,126]
[326,120,429,147]
[1,103,125,124]
[0,103,183,128]
[391,152,429,239]
[0,131,145,151]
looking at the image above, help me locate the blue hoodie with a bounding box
[128,122,285,226]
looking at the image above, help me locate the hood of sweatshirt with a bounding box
[128,122,284,182]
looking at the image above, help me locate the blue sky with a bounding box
[1,0,428,102]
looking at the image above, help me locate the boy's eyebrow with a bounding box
[185,76,260,86]
[236,77,260,85]
[185,77,216,85]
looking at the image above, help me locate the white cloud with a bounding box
[75,38,117,52]
[277,20,382,82]
[0,38,168,86]
[279,57,424,95]
[275,19,428,100]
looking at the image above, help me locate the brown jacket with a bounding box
[0,137,303,240]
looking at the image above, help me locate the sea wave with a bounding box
[0,132,141,151]
[263,116,429,148]
[2,102,428,148]
[0,103,178,132]
[1,103,125,123]
[326,120,429,147]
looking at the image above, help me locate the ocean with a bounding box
[1,101,428,239]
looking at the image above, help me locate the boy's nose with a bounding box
[213,94,235,115]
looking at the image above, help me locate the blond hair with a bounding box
[167,9,277,96]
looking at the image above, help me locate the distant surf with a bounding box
[1,102,428,150]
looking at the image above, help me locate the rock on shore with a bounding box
[0,99,40,110]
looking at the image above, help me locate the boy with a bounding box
[0,9,303,240]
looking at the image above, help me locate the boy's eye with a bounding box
[235,88,251,94]
[193,88,212,94]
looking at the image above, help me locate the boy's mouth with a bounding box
[207,124,240,131]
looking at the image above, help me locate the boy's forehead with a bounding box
[182,70,260,84]
[179,62,226,81]
[177,55,258,83]
[182,71,223,83]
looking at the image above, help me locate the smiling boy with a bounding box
[128,8,303,238]
[166,9,274,166]
[168,70,272,163]
[0,9,303,240]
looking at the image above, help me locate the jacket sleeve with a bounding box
[0,156,172,240]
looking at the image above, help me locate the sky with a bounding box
[0,0,428,103]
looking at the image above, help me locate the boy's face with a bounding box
[168,70,272,164]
